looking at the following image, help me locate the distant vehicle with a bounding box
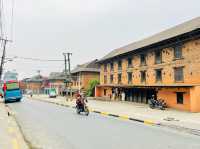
[3,80,22,103]
[49,88,57,98]
[26,90,33,96]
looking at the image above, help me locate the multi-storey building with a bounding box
[95,17,200,112]
[71,59,100,93]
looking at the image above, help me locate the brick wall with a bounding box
[101,38,200,86]
[72,72,100,91]
[26,82,43,94]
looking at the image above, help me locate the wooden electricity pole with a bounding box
[0,38,12,80]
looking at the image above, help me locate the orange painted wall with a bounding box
[157,88,190,111]
[95,86,112,97]
[95,86,101,97]
[190,86,200,112]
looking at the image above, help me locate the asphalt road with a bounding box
[8,98,200,149]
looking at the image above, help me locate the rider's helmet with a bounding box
[76,93,81,98]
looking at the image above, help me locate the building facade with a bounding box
[96,17,200,112]
[46,72,66,95]
[24,75,46,94]
[71,59,100,93]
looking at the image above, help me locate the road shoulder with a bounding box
[0,101,29,149]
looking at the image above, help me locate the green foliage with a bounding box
[86,79,99,97]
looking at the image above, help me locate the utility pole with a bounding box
[63,52,72,99]
[63,53,67,75]
[0,38,12,80]
[63,52,72,74]
[67,53,72,74]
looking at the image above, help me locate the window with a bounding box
[176,92,184,104]
[118,74,122,84]
[174,67,184,82]
[140,71,146,83]
[140,54,146,66]
[110,62,114,71]
[104,89,107,96]
[104,64,107,72]
[110,75,113,83]
[128,72,132,84]
[155,50,162,64]
[155,69,162,82]
[104,75,107,84]
[174,45,182,59]
[128,58,132,68]
[118,60,122,70]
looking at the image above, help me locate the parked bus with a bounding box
[3,80,22,103]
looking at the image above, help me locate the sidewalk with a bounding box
[29,94,200,134]
[0,99,28,149]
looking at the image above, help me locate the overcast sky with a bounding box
[1,0,200,79]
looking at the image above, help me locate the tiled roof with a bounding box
[99,17,200,62]
[48,72,66,80]
[26,75,44,82]
[71,59,100,74]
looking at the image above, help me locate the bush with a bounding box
[86,80,99,97]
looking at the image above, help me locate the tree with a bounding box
[86,79,100,97]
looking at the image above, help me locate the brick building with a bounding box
[19,78,30,93]
[71,59,100,93]
[24,75,46,94]
[96,17,200,112]
[47,72,66,95]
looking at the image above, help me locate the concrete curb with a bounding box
[92,110,159,125]
[29,97,160,126]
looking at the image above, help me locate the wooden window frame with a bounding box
[140,71,146,83]
[118,73,122,84]
[155,50,162,64]
[173,44,183,60]
[128,72,132,84]
[104,64,107,72]
[110,75,113,84]
[140,54,146,66]
[110,62,114,71]
[155,69,162,82]
[174,67,184,82]
[127,58,132,68]
[118,60,122,70]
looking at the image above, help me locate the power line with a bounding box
[10,0,14,40]
[13,56,63,62]
[0,0,4,38]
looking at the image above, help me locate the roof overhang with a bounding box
[97,84,194,88]
[98,27,200,64]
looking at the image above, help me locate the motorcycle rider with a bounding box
[76,93,85,111]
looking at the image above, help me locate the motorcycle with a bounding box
[148,97,166,110]
[76,103,89,116]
